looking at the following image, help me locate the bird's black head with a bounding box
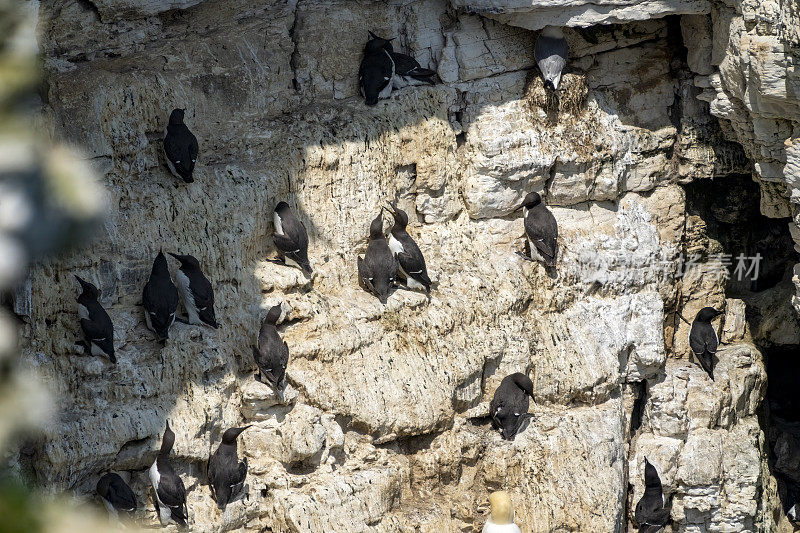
[74,275,99,300]
[365,31,393,55]
[160,421,175,456]
[384,202,409,230]
[221,425,251,445]
[169,252,201,271]
[169,108,185,125]
[518,192,542,211]
[695,307,723,322]
[265,303,282,325]
[511,373,535,398]
[368,212,384,240]
[643,457,662,489]
[151,250,171,276]
[274,201,291,216]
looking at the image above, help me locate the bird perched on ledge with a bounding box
[517,191,558,268]
[252,302,290,395]
[163,108,198,183]
[272,201,313,276]
[377,34,437,88]
[96,472,136,521]
[490,373,535,441]
[385,202,431,293]
[74,275,115,363]
[359,32,395,106]
[208,425,250,511]
[634,458,670,532]
[688,306,724,380]
[535,26,568,91]
[170,252,218,329]
[358,212,398,303]
[142,250,178,343]
[149,421,188,528]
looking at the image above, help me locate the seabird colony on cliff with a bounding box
[66,23,734,530]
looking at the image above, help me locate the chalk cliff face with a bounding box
[14,0,800,531]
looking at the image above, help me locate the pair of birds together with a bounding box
[96,421,250,527]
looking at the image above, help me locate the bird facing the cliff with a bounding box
[252,303,290,395]
[208,425,250,511]
[149,421,188,528]
[482,491,522,533]
[96,472,137,521]
[142,250,179,343]
[273,201,313,275]
[163,109,198,183]
[169,252,218,329]
[359,31,395,105]
[490,373,535,441]
[373,33,437,88]
[74,275,115,363]
[634,458,670,532]
[535,26,568,91]
[357,212,398,303]
[688,307,724,380]
[517,192,558,267]
[385,202,431,293]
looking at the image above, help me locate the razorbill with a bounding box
[634,458,670,532]
[74,275,115,363]
[96,472,136,520]
[273,202,312,275]
[142,250,179,343]
[688,307,723,380]
[251,303,289,393]
[489,373,534,441]
[357,212,398,303]
[517,192,558,267]
[482,491,522,533]
[208,426,250,511]
[373,34,436,88]
[535,27,568,91]
[163,109,198,183]
[149,421,188,528]
[385,202,431,293]
[359,32,395,105]
[169,253,218,329]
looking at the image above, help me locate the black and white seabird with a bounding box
[208,426,250,511]
[634,458,670,532]
[142,250,179,343]
[517,192,558,267]
[688,307,723,381]
[385,202,431,293]
[273,202,312,275]
[357,212,398,303]
[149,421,188,528]
[75,275,115,363]
[252,303,289,393]
[169,253,218,329]
[489,373,534,441]
[376,35,436,88]
[535,27,568,91]
[163,109,198,183]
[359,32,395,106]
[96,472,137,520]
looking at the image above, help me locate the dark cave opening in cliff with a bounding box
[683,173,800,520]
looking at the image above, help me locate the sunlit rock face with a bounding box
[14,0,798,531]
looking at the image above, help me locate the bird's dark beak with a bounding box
[368,30,377,39]
[715,309,725,317]
[168,252,183,263]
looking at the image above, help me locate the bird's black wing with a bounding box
[79,318,111,346]
[390,52,436,79]
[156,469,187,515]
[357,255,376,295]
[525,208,558,265]
[207,456,218,502]
[273,233,310,269]
[187,131,198,174]
[359,53,393,104]
[142,278,178,331]
[164,127,196,181]
[396,237,431,288]
[108,478,137,512]
[689,323,718,355]
[230,458,248,500]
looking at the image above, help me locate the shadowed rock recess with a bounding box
[12,0,800,531]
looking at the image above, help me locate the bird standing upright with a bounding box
[385,202,431,293]
[149,421,188,528]
[490,373,535,441]
[517,192,558,267]
[357,212,398,303]
[142,250,179,343]
[208,426,250,511]
[688,307,724,380]
[359,32,395,106]
[163,109,198,183]
[535,27,568,91]
[634,458,670,532]
[272,202,313,275]
[74,275,115,363]
[252,303,289,394]
[169,253,218,328]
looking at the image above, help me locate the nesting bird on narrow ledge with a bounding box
[535,27,568,91]
[74,275,115,363]
[688,307,724,380]
[149,421,188,528]
[163,109,198,183]
[142,250,178,343]
[359,32,395,106]
[490,373,535,441]
[378,35,437,88]
[272,202,313,275]
[634,458,670,532]
[170,253,218,328]
[482,491,522,533]
[517,192,558,267]
[252,303,290,396]
[385,202,431,293]
[208,426,250,511]
[357,212,398,303]
[96,472,137,521]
